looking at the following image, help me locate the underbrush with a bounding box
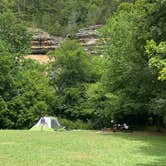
[59,118,93,130]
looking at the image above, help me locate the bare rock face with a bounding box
[74,25,102,55]
[30,29,64,54]
[74,25,101,38]
[30,25,102,55]
[26,25,102,63]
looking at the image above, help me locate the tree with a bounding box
[48,21,62,36]
[49,40,96,120]
[87,3,101,25]
[50,40,95,90]
[99,0,166,127]
[0,12,31,56]
[145,40,166,127]
[0,42,16,128]
[146,40,166,81]
[0,42,15,98]
[99,1,154,126]
[7,60,55,129]
[0,12,56,129]
[0,54,55,129]
[4,0,130,36]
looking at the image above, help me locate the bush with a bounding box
[48,21,63,36]
[59,118,92,130]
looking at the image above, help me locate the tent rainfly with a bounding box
[30,117,62,131]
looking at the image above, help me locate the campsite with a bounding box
[0,0,166,165]
[0,130,166,166]
[1,117,166,166]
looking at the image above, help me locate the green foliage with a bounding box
[0,13,53,129]
[86,4,101,25]
[0,42,15,97]
[0,12,31,55]
[48,21,62,36]
[49,40,97,121]
[59,118,92,129]
[50,40,95,90]
[0,43,16,128]
[0,0,133,36]
[146,40,166,81]
[100,2,149,125]
[0,0,15,12]
[145,40,166,125]
[8,60,55,129]
[99,0,166,126]
[1,0,166,130]
[0,44,55,129]
[0,12,57,129]
[86,82,114,128]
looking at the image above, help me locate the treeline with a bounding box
[0,0,134,36]
[99,0,166,128]
[0,0,166,130]
[0,12,56,129]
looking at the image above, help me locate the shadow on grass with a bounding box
[136,158,166,166]
[104,132,166,166]
[136,161,166,166]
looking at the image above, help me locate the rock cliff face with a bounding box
[27,25,102,63]
[73,25,102,54]
[30,25,102,55]
[30,29,63,54]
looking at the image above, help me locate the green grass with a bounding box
[0,130,166,166]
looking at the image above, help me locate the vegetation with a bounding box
[0,12,31,55]
[48,40,99,121]
[0,130,166,166]
[0,0,134,36]
[1,1,166,166]
[0,12,54,129]
[99,0,166,128]
[0,0,166,130]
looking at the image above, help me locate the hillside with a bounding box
[0,0,134,36]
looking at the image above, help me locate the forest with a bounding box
[0,0,166,130]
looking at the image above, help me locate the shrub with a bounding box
[59,118,92,130]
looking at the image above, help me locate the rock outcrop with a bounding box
[26,25,102,63]
[30,25,102,55]
[30,29,63,54]
[74,25,102,54]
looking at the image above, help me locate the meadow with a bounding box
[0,130,166,166]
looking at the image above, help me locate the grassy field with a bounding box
[0,130,166,166]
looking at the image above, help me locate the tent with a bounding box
[30,116,64,131]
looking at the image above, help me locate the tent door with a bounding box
[51,119,58,128]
